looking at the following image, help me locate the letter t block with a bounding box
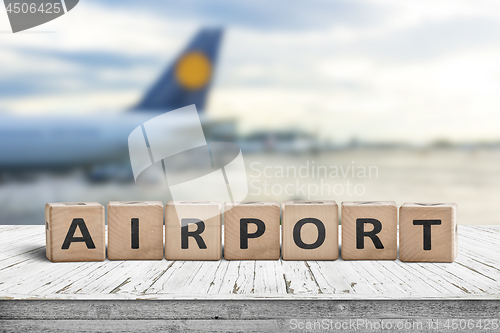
[399,203,457,262]
[341,201,397,260]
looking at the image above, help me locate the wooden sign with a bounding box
[44,201,458,262]
[45,202,105,262]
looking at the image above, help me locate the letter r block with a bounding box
[165,201,222,260]
[45,202,105,262]
[224,202,280,260]
[341,201,397,260]
[399,203,457,262]
[108,201,164,260]
[282,201,338,260]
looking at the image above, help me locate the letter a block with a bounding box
[224,202,280,260]
[45,202,105,262]
[165,201,222,260]
[108,201,164,260]
[399,203,457,262]
[341,201,397,260]
[282,201,338,260]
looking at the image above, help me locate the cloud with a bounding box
[95,0,383,31]
[3,0,500,142]
[0,1,194,105]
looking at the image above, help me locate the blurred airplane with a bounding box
[0,28,231,181]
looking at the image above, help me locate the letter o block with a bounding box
[399,203,457,262]
[341,201,397,260]
[165,201,222,260]
[108,201,164,260]
[224,202,280,260]
[282,201,338,260]
[45,202,105,262]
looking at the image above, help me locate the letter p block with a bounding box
[224,202,280,260]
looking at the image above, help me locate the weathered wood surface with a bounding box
[0,225,499,300]
[1,300,500,333]
[2,317,500,333]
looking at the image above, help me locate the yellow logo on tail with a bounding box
[175,52,212,90]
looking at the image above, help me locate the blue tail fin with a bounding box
[133,28,224,113]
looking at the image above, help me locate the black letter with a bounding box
[356,218,384,249]
[413,220,441,250]
[61,218,96,249]
[240,218,266,249]
[131,218,139,249]
[293,218,326,249]
[181,218,207,249]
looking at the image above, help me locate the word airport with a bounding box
[45,201,457,263]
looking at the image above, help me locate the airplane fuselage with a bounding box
[0,111,201,170]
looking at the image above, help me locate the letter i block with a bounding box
[45,202,105,262]
[108,201,164,260]
[282,201,338,260]
[399,203,458,262]
[165,201,222,260]
[341,201,397,260]
[224,202,280,260]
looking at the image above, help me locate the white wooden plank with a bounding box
[206,259,232,294]
[111,260,175,295]
[253,260,286,294]
[229,261,257,294]
[0,225,499,300]
[209,260,245,294]
[160,260,223,294]
[307,261,353,294]
[281,260,322,294]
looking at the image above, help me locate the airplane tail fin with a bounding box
[133,28,223,113]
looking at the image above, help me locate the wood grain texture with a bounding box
[165,201,222,260]
[45,203,105,262]
[399,203,457,262]
[107,201,163,260]
[282,201,338,260]
[2,300,500,319]
[341,201,397,260]
[2,316,500,333]
[2,300,500,333]
[2,225,500,300]
[224,202,280,260]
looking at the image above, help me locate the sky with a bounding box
[1,0,500,144]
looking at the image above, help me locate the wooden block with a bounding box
[45,202,105,262]
[341,201,397,260]
[108,201,164,260]
[281,201,338,261]
[399,203,457,262]
[224,201,280,260]
[165,201,221,260]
